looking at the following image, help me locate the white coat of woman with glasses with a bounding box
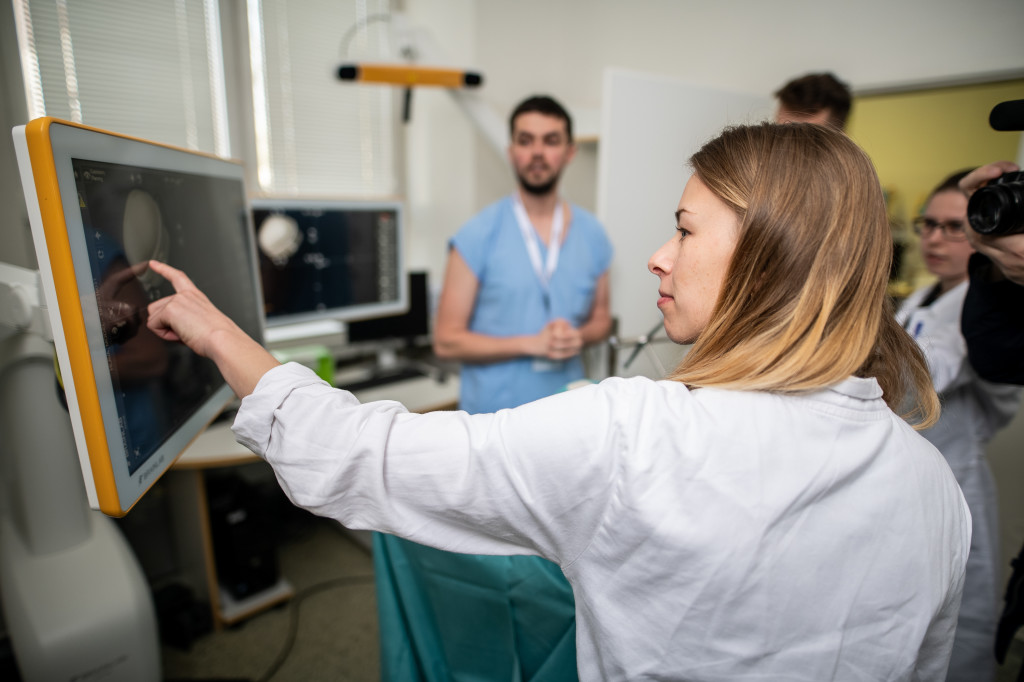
[897,170,1023,682]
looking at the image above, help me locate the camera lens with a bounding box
[967,177,1024,236]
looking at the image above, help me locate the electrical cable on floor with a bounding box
[255,574,376,682]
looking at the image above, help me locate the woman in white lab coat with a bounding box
[146,123,971,681]
[896,172,1022,682]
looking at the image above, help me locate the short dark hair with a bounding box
[930,169,974,198]
[774,73,852,129]
[509,95,573,143]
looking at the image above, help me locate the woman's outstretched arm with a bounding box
[145,260,280,397]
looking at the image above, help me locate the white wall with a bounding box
[400,0,478,298]
[401,0,1024,278]
[473,0,1022,102]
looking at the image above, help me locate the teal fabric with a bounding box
[373,534,578,682]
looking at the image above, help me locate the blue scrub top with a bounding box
[451,195,613,414]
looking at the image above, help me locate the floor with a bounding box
[161,516,380,682]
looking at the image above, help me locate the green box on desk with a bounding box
[271,345,334,385]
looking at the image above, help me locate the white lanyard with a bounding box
[511,193,564,295]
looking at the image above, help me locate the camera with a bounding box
[967,170,1024,236]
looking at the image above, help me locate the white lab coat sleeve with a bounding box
[232,362,623,565]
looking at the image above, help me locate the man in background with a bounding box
[373,94,613,681]
[432,94,613,412]
[774,72,852,129]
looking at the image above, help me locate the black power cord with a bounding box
[255,574,376,682]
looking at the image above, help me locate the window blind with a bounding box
[13,0,230,157]
[247,0,397,196]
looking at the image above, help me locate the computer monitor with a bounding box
[251,198,405,342]
[13,117,264,517]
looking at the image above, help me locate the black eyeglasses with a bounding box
[911,215,968,241]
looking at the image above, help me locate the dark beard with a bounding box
[517,172,559,196]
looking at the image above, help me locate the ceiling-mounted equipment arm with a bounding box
[337,63,482,89]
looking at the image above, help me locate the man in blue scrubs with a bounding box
[373,95,613,681]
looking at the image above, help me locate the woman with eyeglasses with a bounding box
[897,170,1023,682]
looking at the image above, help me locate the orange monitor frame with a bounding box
[13,118,265,516]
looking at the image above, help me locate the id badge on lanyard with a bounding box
[512,194,565,373]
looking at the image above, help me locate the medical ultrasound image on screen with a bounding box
[73,159,260,475]
[253,207,400,321]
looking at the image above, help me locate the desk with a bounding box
[168,374,460,628]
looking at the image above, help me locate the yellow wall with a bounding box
[847,79,1024,290]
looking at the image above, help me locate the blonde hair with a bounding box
[669,123,939,428]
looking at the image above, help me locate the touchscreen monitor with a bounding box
[13,118,264,516]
